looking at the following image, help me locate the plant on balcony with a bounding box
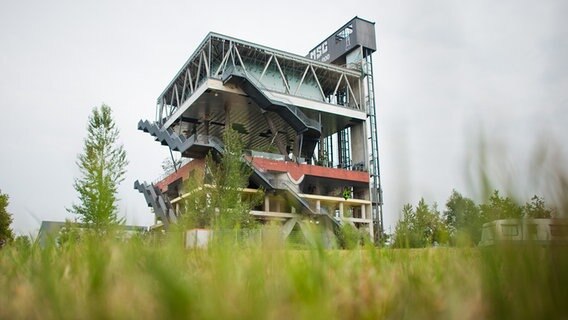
[343,187,352,200]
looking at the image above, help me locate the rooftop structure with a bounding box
[135,17,383,244]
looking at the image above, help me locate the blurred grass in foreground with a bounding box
[2,135,567,319]
[2,232,565,319]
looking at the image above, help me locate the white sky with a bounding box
[1,0,567,236]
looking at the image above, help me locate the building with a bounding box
[135,17,383,244]
[479,218,568,247]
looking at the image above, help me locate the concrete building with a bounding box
[135,17,383,244]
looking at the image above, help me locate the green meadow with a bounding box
[1,232,566,319]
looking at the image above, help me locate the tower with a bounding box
[135,17,383,244]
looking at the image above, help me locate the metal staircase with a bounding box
[138,120,225,158]
[221,66,321,159]
[135,123,339,234]
[134,180,177,229]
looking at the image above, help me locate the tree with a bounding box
[444,190,483,245]
[68,104,128,229]
[13,235,31,250]
[392,203,418,248]
[479,190,522,221]
[0,190,15,248]
[161,156,182,174]
[414,199,447,246]
[392,199,448,248]
[57,220,82,246]
[182,128,263,230]
[523,195,553,218]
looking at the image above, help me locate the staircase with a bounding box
[222,66,321,159]
[279,180,341,231]
[136,119,340,237]
[138,120,225,158]
[134,180,177,229]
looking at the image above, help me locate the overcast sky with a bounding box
[1,0,567,236]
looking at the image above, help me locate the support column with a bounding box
[293,134,302,162]
[316,200,321,213]
[369,222,374,244]
[361,204,366,219]
[204,119,210,143]
[339,202,344,218]
[264,195,270,213]
[262,112,288,157]
[225,101,231,129]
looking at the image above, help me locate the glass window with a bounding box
[335,25,353,41]
[501,224,519,237]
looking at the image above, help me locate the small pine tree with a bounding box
[392,199,448,248]
[182,128,263,230]
[392,204,417,248]
[0,189,15,248]
[68,104,128,229]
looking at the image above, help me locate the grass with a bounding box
[3,231,565,319]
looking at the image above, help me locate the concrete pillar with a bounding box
[225,101,231,128]
[368,221,374,243]
[339,202,344,218]
[316,200,321,213]
[275,200,281,213]
[350,123,368,169]
[264,195,270,212]
[361,204,366,219]
[204,120,210,143]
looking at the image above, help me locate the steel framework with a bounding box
[136,17,384,244]
[156,33,365,128]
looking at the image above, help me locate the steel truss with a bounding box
[156,33,364,125]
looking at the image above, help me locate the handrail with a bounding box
[224,65,321,132]
[157,33,364,125]
[244,70,322,131]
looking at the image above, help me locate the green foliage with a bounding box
[179,168,210,229]
[444,190,483,245]
[182,128,263,230]
[0,190,15,248]
[480,246,568,319]
[338,223,369,249]
[523,195,553,218]
[68,104,128,229]
[393,204,418,248]
[479,190,523,221]
[392,200,447,248]
[57,220,82,247]
[13,235,32,250]
[394,190,557,247]
[2,236,566,319]
[342,187,351,200]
